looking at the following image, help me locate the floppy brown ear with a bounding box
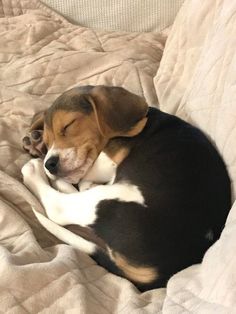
[29,111,45,131]
[89,86,148,138]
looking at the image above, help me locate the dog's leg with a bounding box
[32,209,98,254]
[22,159,144,227]
[22,159,98,254]
[50,179,78,193]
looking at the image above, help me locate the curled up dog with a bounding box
[21,85,231,291]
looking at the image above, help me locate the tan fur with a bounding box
[107,147,130,165]
[43,110,106,149]
[124,117,148,137]
[89,86,148,138]
[109,250,158,284]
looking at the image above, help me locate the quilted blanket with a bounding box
[155,0,236,312]
[0,0,166,312]
[1,0,236,313]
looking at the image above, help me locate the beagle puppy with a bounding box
[22,85,231,291]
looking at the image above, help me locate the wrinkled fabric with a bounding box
[155,0,236,312]
[0,0,166,312]
[1,0,236,312]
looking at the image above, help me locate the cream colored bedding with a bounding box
[1,0,236,312]
[155,0,236,312]
[0,0,166,312]
[41,0,184,32]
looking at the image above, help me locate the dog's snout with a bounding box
[45,156,59,174]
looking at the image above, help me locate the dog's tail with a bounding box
[32,208,97,254]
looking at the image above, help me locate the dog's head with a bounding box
[43,85,148,183]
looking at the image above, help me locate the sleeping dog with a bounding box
[21,85,231,291]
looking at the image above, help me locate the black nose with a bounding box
[45,156,59,175]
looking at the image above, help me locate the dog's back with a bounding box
[92,107,231,290]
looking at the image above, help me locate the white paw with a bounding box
[21,159,49,194]
[21,159,66,225]
[22,158,47,180]
[21,160,36,178]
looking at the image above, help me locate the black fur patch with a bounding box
[90,107,231,291]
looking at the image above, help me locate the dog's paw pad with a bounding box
[22,136,31,146]
[31,130,42,142]
[22,130,46,158]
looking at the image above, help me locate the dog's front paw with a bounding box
[22,159,49,195]
[22,130,47,158]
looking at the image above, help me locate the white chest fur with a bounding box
[79,152,117,191]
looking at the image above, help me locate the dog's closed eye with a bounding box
[61,119,77,136]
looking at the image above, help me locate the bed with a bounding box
[0,0,235,312]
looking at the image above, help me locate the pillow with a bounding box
[41,0,184,32]
[154,0,236,199]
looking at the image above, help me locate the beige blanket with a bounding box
[155,0,236,312]
[2,0,236,312]
[0,0,166,312]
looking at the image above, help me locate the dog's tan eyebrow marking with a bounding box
[50,110,79,135]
